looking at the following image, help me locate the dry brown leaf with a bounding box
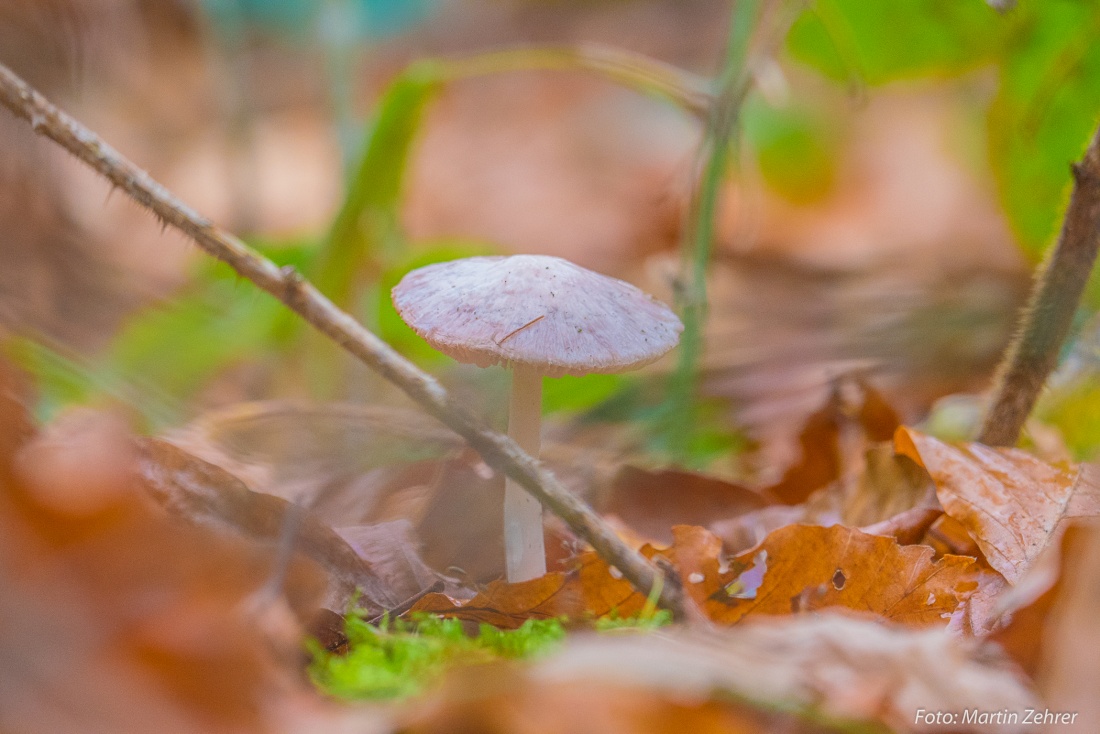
[138,437,395,614]
[413,523,977,628]
[172,401,464,526]
[0,375,326,733]
[411,573,581,628]
[896,428,1100,584]
[860,506,943,546]
[1029,525,1100,731]
[543,615,1038,733]
[762,391,843,504]
[595,465,770,545]
[992,524,1100,676]
[840,442,937,528]
[708,503,811,554]
[335,520,444,604]
[404,612,1037,734]
[400,669,823,734]
[683,524,978,625]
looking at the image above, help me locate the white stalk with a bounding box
[504,365,546,582]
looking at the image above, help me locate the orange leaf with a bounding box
[699,524,977,625]
[895,427,1100,584]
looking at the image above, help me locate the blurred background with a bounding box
[2,0,1099,484]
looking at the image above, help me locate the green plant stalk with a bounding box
[665,0,762,460]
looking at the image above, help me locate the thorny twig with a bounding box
[0,62,688,620]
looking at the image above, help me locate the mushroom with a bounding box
[391,254,683,582]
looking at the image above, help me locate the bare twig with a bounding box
[0,62,687,619]
[979,123,1100,446]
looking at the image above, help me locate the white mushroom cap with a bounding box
[391,255,683,378]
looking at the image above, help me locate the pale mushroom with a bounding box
[392,254,683,582]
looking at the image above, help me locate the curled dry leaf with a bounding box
[895,428,1100,584]
[336,520,445,604]
[404,613,1037,734]
[860,506,943,546]
[138,437,396,614]
[760,380,902,506]
[171,401,464,526]
[595,465,770,545]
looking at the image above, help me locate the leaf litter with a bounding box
[10,346,1100,731]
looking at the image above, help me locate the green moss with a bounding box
[309,615,566,700]
[309,608,673,701]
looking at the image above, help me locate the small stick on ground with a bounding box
[979,123,1100,447]
[0,62,687,620]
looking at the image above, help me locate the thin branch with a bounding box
[0,62,687,620]
[979,122,1100,446]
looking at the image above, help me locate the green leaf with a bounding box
[787,0,999,84]
[988,1,1100,259]
[313,61,445,309]
[743,98,840,204]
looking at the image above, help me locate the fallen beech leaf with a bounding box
[411,573,580,628]
[860,506,942,546]
[171,401,463,525]
[138,437,395,613]
[0,380,326,733]
[896,428,1100,583]
[401,667,821,734]
[1029,524,1100,729]
[415,524,977,628]
[336,519,443,603]
[693,524,978,625]
[763,381,903,506]
[920,513,983,559]
[841,442,936,528]
[992,524,1100,676]
[528,616,1034,734]
[763,392,843,504]
[415,459,506,582]
[597,465,770,545]
[945,562,1009,637]
[709,504,822,554]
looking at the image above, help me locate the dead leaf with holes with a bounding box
[412,523,978,628]
[686,524,979,625]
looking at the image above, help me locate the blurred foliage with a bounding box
[742,97,840,204]
[314,62,444,311]
[989,1,1100,261]
[18,0,1100,465]
[787,0,996,83]
[1037,380,1100,461]
[202,0,436,41]
[788,0,1100,263]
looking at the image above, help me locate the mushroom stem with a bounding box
[504,365,546,582]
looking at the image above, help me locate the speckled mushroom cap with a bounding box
[391,255,683,378]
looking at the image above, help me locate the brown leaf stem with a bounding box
[979,123,1100,446]
[0,62,687,620]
